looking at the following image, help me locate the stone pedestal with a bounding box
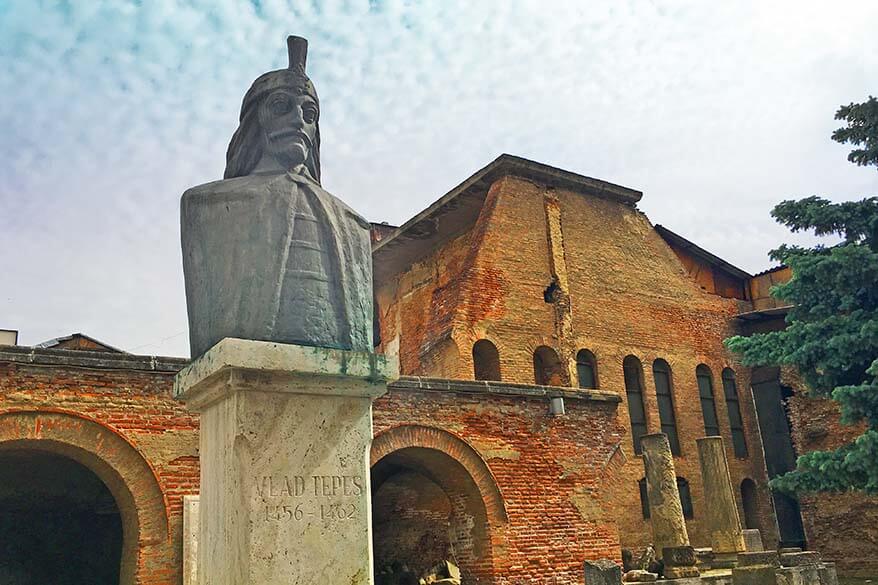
[696,437,746,567]
[641,433,691,561]
[174,338,398,585]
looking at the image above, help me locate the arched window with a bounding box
[677,477,694,519]
[624,356,648,454]
[472,340,501,381]
[576,349,598,389]
[722,368,749,457]
[741,478,760,530]
[696,365,721,437]
[638,478,650,519]
[533,346,567,386]
[653,359,681,455]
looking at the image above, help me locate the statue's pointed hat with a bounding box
[241,36,318,106]
[225,35,321,181]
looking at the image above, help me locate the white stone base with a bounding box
[174,338,398,585]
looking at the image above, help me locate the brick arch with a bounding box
[371,424,507,525]
[0,409,169,585]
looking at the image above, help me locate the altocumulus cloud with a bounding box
[0,0,876,356]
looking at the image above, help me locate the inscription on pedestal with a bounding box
[255,474,364,523]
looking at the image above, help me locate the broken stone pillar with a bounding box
[584,559,622,585]
[696,436,746,567]
[641,433,691,560]
[662,546,700,579]
[174,338,397,585]
[743,529,764,552]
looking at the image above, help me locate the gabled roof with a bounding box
[34,333,126,353]
[372,154,643,281]
[654,224,751,280]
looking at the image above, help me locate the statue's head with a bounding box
[224,36,321,183]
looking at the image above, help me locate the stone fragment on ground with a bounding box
[418,560,461,585]
[623,570,658,582]
[584,559,622,585]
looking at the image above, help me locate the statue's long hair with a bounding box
[223,87,322,184]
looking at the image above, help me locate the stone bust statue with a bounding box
[181,36,373,358]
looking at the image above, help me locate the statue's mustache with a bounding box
[268,128,312,148]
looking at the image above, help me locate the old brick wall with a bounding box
[782,369,878,576]
[372,384,626,585]
[375,173,778,554]
[0,349,198,585]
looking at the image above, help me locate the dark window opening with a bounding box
[653,359,681,455]
[677,477,694,519]
[624,356,648,454]
[722,368,748,457]
[472,340,501,381]
[576,349,598,389]
[543,280,560,303]
[751,366,807,547]
[697,365,721,437]
[533,346,568,386]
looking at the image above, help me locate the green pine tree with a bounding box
[725,96,878,494]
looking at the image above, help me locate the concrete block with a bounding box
[584,559,622,585]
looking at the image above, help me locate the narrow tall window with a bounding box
[624,356,648,454]
[653,359,681,455]
[472,340,501,381]
[697,365,721,437]
[533,346,567,386]
[677,477,694,519]
[722,368,749,457]
[576,349,598,389]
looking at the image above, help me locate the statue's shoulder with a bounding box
[316,185,371,230]
[182,175,280,203]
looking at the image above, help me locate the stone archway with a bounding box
[371,425,507,584]
[0,410,169,585]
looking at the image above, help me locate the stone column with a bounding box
[641,433,690,558]
[697,436,746,567]
[174,338,397,585]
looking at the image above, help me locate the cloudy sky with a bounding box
[2,0,876,357]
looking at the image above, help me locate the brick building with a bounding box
[1,154,875,583]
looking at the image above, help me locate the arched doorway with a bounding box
[371,426,507,584]
[0,449,123,584]
[0,411,169,585]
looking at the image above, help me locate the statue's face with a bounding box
[258,88,318,170]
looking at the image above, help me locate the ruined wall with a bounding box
[782,369,878,576]
[372,384,626,585]
[0,349,198,585]
[376,174,778,553]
